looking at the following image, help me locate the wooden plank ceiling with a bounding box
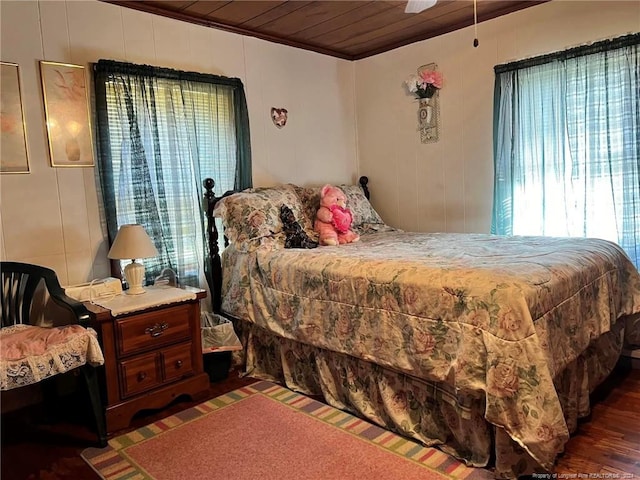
[104,0,549,60]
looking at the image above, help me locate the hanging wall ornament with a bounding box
[271,107,288,128]
[404,63,442,143]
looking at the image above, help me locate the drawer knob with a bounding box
[145,322,169,338]
[175,360,183,368]
[137,372,147,382]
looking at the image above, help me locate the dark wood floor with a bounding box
[555,364,640,477]
[2,366,639,480]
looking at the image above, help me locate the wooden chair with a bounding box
[0,262,107,447]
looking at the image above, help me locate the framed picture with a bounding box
[40,61,94,167]
[1,62,30,173]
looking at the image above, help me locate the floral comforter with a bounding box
[221,231,640,470]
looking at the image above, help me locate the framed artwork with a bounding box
[40,61,94,167]
[1,62,30,173]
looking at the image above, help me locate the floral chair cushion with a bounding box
[214,184,316,252]
[0,324,105,391]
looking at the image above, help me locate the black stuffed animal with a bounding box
[280,204,318,249]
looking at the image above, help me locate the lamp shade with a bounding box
[107,224,158,260]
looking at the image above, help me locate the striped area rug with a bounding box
[82,381,492,480]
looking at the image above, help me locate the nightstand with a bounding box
[85,286,210,433]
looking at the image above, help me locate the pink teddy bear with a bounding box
[314,184,360,246]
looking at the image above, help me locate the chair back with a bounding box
[1,262,65,328]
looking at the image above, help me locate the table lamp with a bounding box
[107,224,159,295]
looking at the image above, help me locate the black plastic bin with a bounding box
[201,312,242,383]
[203,351,232,382]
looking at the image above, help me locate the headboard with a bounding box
[202,176,371,313]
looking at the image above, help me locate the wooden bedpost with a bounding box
[203,178,223,313]
[359,176,370,200]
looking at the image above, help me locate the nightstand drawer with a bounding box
[119,352,161,398]
[116,305,191,356]
[162,343,194,382]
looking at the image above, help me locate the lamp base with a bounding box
[126,285,146,295]
[124,260,146,295]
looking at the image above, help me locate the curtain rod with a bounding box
[495,32,639,74]
[94,59,243,88]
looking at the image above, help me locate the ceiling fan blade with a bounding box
[404,0,437,14]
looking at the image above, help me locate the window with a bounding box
[94,60,252,296]
[492,34,640,268]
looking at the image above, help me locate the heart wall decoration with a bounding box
[271,107,288,128]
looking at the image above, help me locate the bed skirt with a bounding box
[233,318,626,479]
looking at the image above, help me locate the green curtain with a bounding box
[492,33,640,268]
[94,60,252,293]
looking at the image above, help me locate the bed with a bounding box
[203,176,640,478]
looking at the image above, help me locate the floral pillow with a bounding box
[294,185,322,230]
[338,184,386,228]
[213,184,315,251]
